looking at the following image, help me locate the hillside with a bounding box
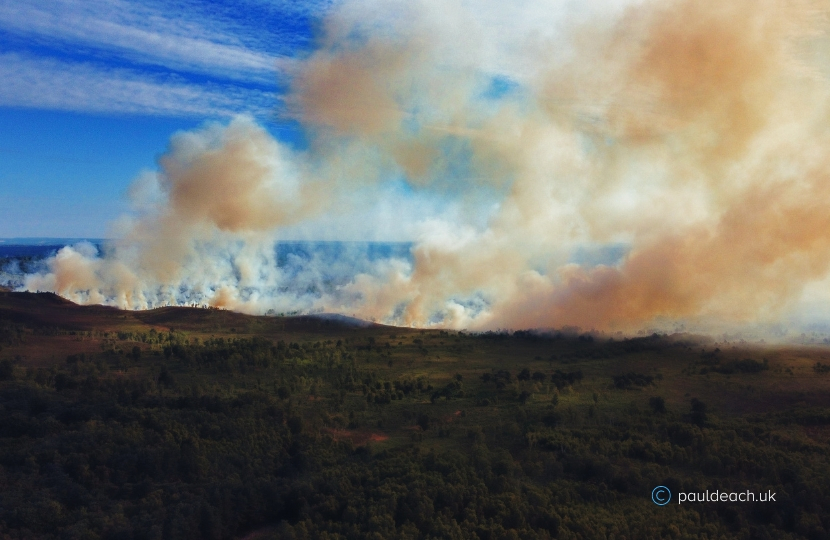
[1,292,829,539]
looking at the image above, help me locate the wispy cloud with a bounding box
[0,52,274,117]
[0,0,302,84]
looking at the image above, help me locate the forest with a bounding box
[1,290,830,539]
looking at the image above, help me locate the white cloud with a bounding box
[0,52,273,117]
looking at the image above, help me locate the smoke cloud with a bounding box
[22,0,830,333]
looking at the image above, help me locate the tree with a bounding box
[0,359,13,380]
[649,396,666,414]
[690,398,707,426]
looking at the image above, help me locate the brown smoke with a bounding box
[314,0,830,331]
[520,0,830,330]
[288,44,409,136]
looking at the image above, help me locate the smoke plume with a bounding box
[22,0,830,333]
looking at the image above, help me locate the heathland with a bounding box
[1,291,829,539]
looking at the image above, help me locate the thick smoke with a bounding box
[25,119,333,312]
[22,0,830,332]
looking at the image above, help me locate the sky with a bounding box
[6,0,830,334]
[0,0,324,238]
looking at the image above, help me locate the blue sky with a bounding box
[0,0,330,238]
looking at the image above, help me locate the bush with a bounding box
[711,358,768,374]
[613,372,653,389]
